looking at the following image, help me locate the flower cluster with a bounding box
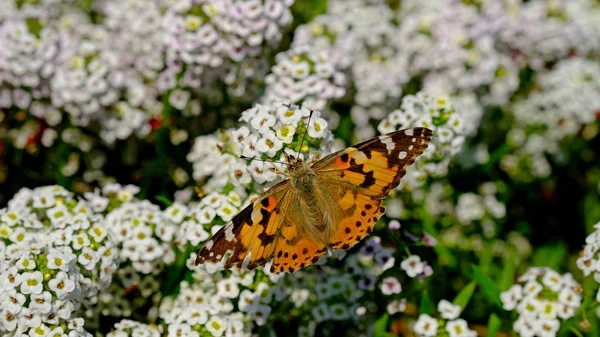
[413,299,476,337]
[262,46,346,110]
[577,221,600,301]
[188,102,335,191]
[106,319,161,337]
[0,239,92,336]
[502,57,600,181]
[0,185,119,308]
[500,267,582,337]
[378,93,472,189]
[161,0,294,99]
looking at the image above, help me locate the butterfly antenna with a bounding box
[296,108,314,159]
[240,155,286,165]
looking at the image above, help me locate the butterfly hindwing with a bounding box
[270,207,328,273]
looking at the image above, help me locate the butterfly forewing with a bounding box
[196,127,433,272]
[314,127,433,250]
[195,181,290,269]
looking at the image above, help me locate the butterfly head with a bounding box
[282,151,316,193]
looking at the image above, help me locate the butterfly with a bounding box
[195,127,433,273]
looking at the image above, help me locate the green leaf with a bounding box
[472,265,502,309]
[531,243,567,270]
[486,314,502,337]
[584,193,600,233]
[373,314,389,337]
[452,281,477,312]
[499,248,516,291]
[420,291,432,315]
[155,195,173,207]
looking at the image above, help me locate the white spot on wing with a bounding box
[409,145,414,151]
[399,151,407,159]
[242,252,252,269]
[225,224,235,241]
[412,138,416,143]
[380,136,395,153]
[353,150,368,164]
[404,129,414,136]
[205,240,214,250]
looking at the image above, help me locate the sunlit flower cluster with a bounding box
[0,185,119,309]
[413,299,476,337]
[188,102,335,191]
[500,267,582,337]
[0,239,92,336]
[378,93,472,189]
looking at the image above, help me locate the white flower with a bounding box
[89,223,108,242]
[230,163,252,186]
[290,289,310,308]
[414,314,438,337]
[380,276,402,295]
[196,207,216,225]
[256,130,284,157]
[205,316,227,337]
[248,304,272,326]
[538,301,558,319]
[16,255,36,271]
[557,287,581,311]
[500,284,523,311]
[386,299,406,315]
[276,105,303,125]
[48,272,76,299]
[164,203,188,224]
[535,319,560,337]
[216,202,237,222]
[54,299,74,319]
[20,271,43,295]
[238,289,258,311]
[517,297,541,318]
[47,204,70,227]
[29,291,52,314]
[1,309,18,330]
[541,269,563,292]
[18,307,41,329]
[250,111,276,134]
[400,255,425,278]
[308,117,327,138]
[78,247,99,271]
[32,189,56,208]
[438,299,460,320]
[2,266,22,290]
[3,289,26,314]
[72,233,91,250]
[522,280,543,298]
[276,124,296,144]
[46,252,70,272]
[216,278,240,299]
[446,319,476,337]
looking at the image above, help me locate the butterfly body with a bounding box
[196,127,433,273]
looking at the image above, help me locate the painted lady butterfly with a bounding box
[195,127,433,273]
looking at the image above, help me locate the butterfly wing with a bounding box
[313,127,433,249]
[195,180,290,270]
[195,180,329,273]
